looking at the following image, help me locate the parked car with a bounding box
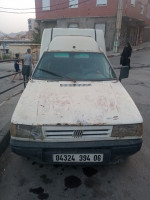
[10,28,143,164]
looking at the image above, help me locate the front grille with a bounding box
[60,83,91,87]
[42,126,112,142]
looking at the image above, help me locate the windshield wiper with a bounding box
[37,68,76,82]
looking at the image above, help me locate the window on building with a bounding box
[68,23,78,28]
[42,0,50,11]
[69,0,78,8]
[95,24,106,35]
[29,25,32,30]
[131,0,135,7]
[96,0,107,6]
[140,5,144,14]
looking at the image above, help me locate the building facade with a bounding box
[0,39,40,61]
[35,0,150,50]
[28,18,39,31]
[28,18,39,40]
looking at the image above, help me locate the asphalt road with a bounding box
[0,48,150,200]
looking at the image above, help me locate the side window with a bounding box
[69,0,78,8]
[42,0,50,11]
[68,23,78,28]
[131,0,135,7]
[96,0,107,6]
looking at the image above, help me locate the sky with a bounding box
[0,0,35,34]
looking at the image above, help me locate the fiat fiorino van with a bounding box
[10,28,143,164]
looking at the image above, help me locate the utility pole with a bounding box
[113,0,123,53]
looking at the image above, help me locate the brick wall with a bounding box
[122,0,149,24]
[35,0,118,20]
[35,0,150,25]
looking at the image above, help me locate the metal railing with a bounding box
[0,59,25,97]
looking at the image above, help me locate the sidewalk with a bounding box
[0,41,150,157]
[107,41,150,57]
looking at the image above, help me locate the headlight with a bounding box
[111,123,143,138]
[10,123,43,140]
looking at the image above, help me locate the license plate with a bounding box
[53,154,103,162]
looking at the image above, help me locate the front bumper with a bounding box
[10,138,142,164]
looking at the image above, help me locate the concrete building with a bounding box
[35,0,150,50]
[28,18,39,31]
[27,18,39,40]
[0,40,31,59]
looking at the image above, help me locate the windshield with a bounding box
[32,52,117,81]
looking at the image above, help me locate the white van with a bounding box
[10,28,143,164]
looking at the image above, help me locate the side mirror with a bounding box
[119,66,129,81]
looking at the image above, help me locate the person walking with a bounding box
[11,53,22,82]
[22,49,34,83]
[120,42,132,69]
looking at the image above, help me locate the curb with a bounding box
[107,46,150,58]
[107,53,120,58]
[0,122,10,157]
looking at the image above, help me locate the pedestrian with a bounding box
[11,53,22,82]
[120,42,132,69]
[22,49,34,83]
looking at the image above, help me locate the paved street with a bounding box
[0,47,150,200]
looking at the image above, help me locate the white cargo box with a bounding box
[40,28,106,57]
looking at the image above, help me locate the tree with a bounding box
[32,28,41,44]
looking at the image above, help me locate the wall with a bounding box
[9,44,41,61]
[122,0,150,26]
[35,0,118,20]
[36,0,150,49]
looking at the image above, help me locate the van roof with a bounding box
[47,36,103,53]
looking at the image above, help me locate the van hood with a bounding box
[11,80,143,126]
